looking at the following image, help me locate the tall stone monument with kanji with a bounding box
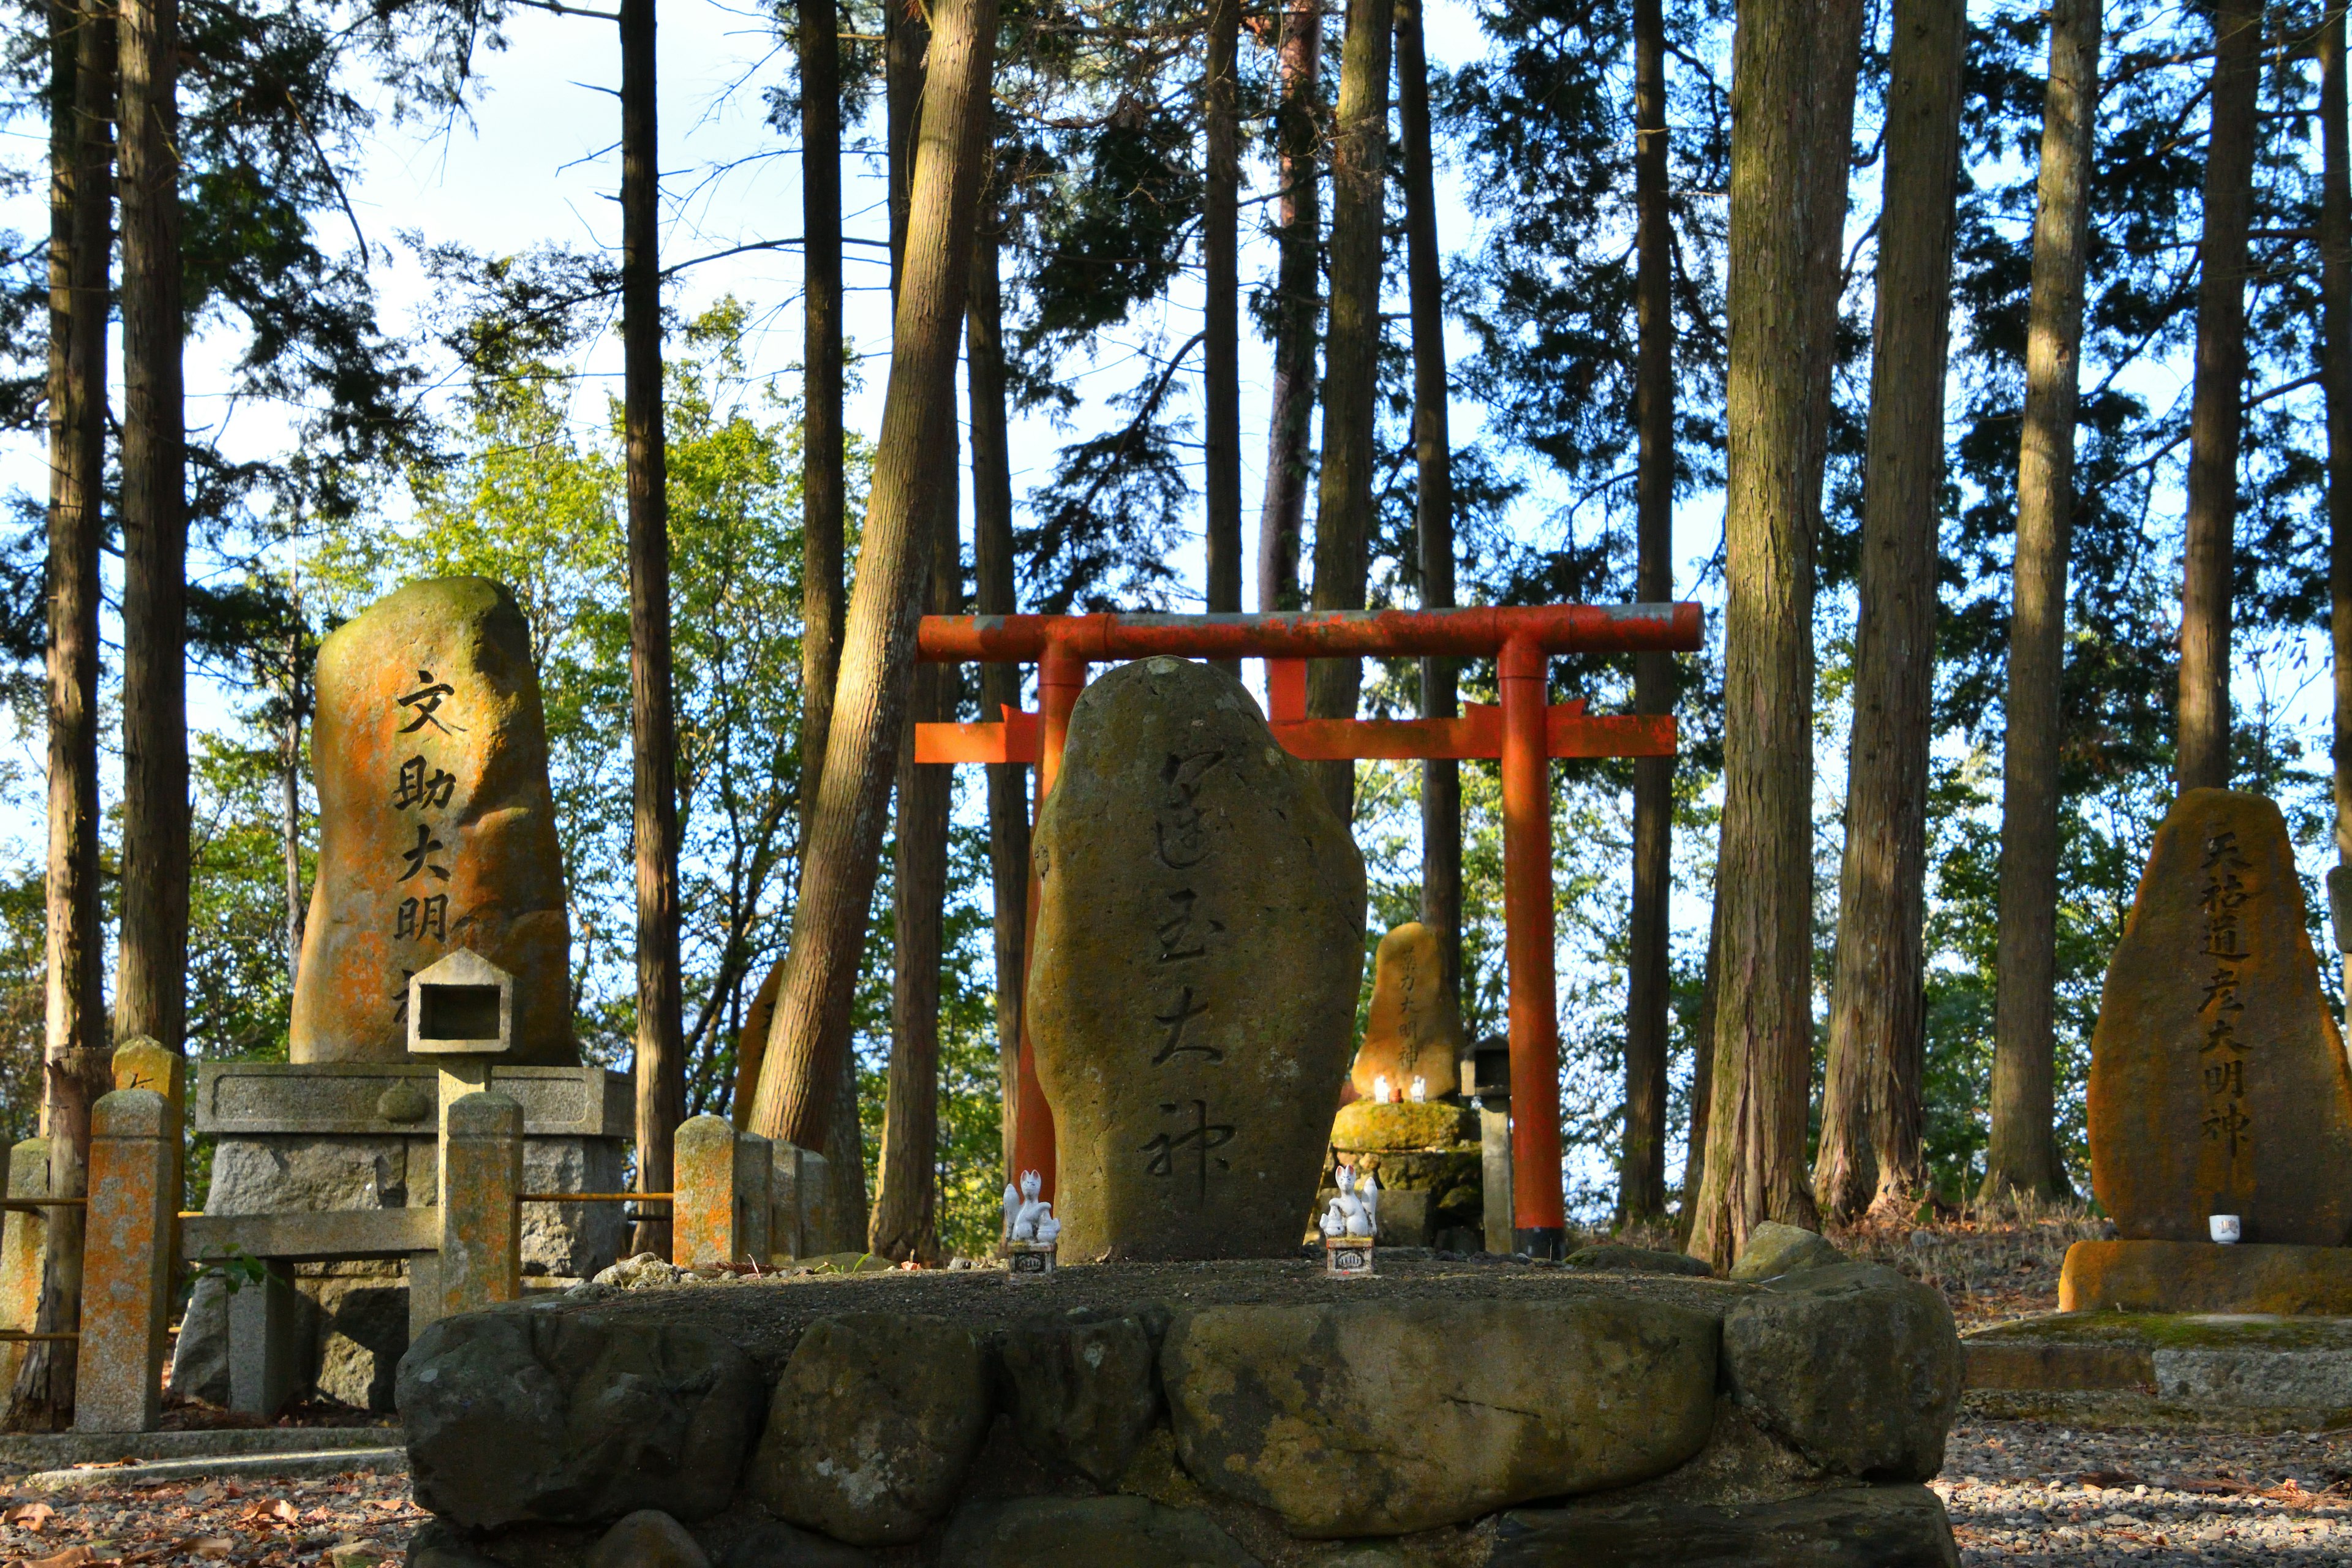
[291,576,575,1065]
[172,579,625,1415]
[1028,657,1366,1261]
[2064,788,2352,1313]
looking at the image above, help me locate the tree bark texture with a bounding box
[1623,0,1674,1223]
[2174,0,2258,793]
[1305,0,1393,822]
[621,0,686,1261]
[749,0,998,1159]
[1203,0,1242,659]
[2325,11,2352,939]
[1398,0,1461,1010]
[1686,0,1862,1271]
[115,0,186,1061]
[1676,893,1724,1240]
[797,0,844,855]
[872,456,960,1264]
[14,0,111,1431]
[1812,0,1964,1224]
[1257,0,1321,614]
[1980,0,2099,1204]
[969,208,1028,1183]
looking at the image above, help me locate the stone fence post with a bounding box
[0,1135,49,1393]
[75,1088,175,1433]
[676,1115,773,1268]
[436,1091,522,1319]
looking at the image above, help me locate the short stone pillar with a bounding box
[0,1136,49,1392]
[228,1264,304,1418]
[75,1089,175,1433]
[1480,1106,1512,1257]
[675,1116,772,1268]
[110,1038,184,1278]
[435,1091,522,1319]
[799,1150,832,1256]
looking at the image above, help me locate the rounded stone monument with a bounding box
[1028,657,1366,1262]
[290,577,576,1066]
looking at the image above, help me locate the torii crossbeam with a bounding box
[913,603,1705,1256]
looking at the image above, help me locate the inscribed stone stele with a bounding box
[1028,657,1366,1261]
[289,578,575,1065]
[1350,921,1464,1099]
[2087,788,2352,1244]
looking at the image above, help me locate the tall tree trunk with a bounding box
[1397,0,1460,1012]
[1979,0,2099,1204]
[621,0,685,1261]
[750,0,998,1159]
[1622,0,1674,1224]
[1257,0,1321,614]
[115,0,185,1066]
[282,617,306,991]
[12,0,110,1431]
[969,198,1027,1183]
[2175,0,2258,792]
[872,461,960,1264]
[1304,0,1393,821]
[790,0,843,1025]
[1204,0,1242,659]
[2324,0,2352,976]
[1686,0,1863,1270]
[1812,0,1964,1224]
[1676,892,1724,1239]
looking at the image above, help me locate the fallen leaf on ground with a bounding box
[23,1547,94,1568]
[4,1499,54,1529]
[190,1536,236,1559]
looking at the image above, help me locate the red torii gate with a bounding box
[913,603,1705,1255]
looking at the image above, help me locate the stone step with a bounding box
[1962,1312,2352,1426]
[23,1445,405,1492]
[0,1423,399,1475]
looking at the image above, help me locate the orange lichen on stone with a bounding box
[289,578,576,1065]
[2059,1238,2352,1316]
[1349,922,1464,1101]
[2086,788,2352,1246]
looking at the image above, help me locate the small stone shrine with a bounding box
[2063,786,2352,1313]
[1027,657,1366,1262]
[171,579,627,1415]
[1350,919,1464,1100]
[1317,921,1485,1249]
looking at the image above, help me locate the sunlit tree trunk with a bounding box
[1676,895,1723,1240]
[2324,6,2352,996]
[968,194,1027,1182]
[750,0,998,1164]
[1813,0,1964,1224]
[1622,0,1674,1223]
[1980,0,2099,1204]
[620,0,686,1263]
[1304,0,1393,821]
[12,0,111,1431]
[115,0,186,1064]
[1257,0,1320,614]
[1204,0,1242,662]
[1687,0,1863,1270]
[2175,0,2258,792]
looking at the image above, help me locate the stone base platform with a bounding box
[1962,1311,2352,1433]
[399,1255,1965,1567]
[2060,1239,2352,1315]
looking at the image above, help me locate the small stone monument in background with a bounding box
[1028,658,1366,1261]
[2064,788,2352,1313]
[172,579,627,1415]
[1351,921,1464,1101]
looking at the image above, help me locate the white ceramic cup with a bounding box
[2210,1213,2243,1244]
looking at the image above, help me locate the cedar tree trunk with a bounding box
[1257,0,1321,613]
[1304,0,1393,821]
[1812,0,1964,1223]
[1686,0,1863,1270]
[1980,0,2099,1204]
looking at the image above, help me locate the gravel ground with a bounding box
[1938,1418,2352,1563]
[0,1471,424,1564]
